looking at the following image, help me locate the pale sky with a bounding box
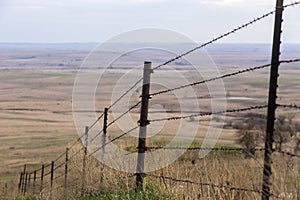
[0,0,299,43]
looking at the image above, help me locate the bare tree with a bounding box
[236,113,297,156]
[274,115,296,151]
[236,116,265,158]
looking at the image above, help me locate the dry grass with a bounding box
[0,47,300,199]
[7,142,298,200]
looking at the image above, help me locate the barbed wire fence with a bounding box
[1,1,300,199]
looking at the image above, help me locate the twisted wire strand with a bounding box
[150,105,268,122]
[277,103,300,110]
[150,59,300,97]
[90,101,141,143]
[274,150,300,158]
[89,126,139,157]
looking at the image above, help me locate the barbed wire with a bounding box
[88,113,104,132]
[150,59,300,97]
[53,162,65,172]
[284,1,300,8]
[68,135,85,151]
[102,7,281,113]
[150,105,268,122]
[9,2,300,197]
[108,78,143,111]
[89,125,139,157]
[146,174,279,198]
[277,103,300,110]
[90,101,141,143]
[89,130,104,144]
[53,152,66,163]
[274,150,300,158]
[107,101,141,128]
[90,1,300,114]
[68,146,85,161]
[153,14,277,71]
[144,147,265,151]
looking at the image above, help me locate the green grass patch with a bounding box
[80,180,173,200]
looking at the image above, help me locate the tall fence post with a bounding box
[81,126,89,196]
[18,172,23,194]
[21,164,26,194]
[40,165,44,195]
[102,108,108,155]
[50,161,54,200]
[100,108,108,183]
[23,172,28,195]
[136,61,152,190]
[33,170,36,195]
[27,173,31,195]
[64,147,69,197]
[261,0,284,199]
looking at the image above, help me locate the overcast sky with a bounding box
[0,0,299,43]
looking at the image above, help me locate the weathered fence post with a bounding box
[136,61,152,190]
[27,173,31,194]
[261,0,284,199]
[50,161,54,200]
[40,165,44,195]
[4,183,7,197]
[100,108,108,183]
[18,172,23,193]
[33,170,36,194]
[102,108,108,155]
[23,172,28,195]
[81,126,89,196]
[64,147,69,197]
[21,164,26,194]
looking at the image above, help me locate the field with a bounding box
[0,43,299,199]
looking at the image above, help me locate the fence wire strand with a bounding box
[150,105,268,122]
[90,101,141,143]
[277,103,300,110]
[150,59,300,97]
[90,125,139,157]
[274,150,300,158]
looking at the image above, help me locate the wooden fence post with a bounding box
[40,165,44,195]
[50,161,54,200]
[100,108,108,183]
[81,126,89,196]
[136,61,152,190]
[21,164,26,194]
[27,173,31,195]
[261,0,284,200]
[18,172,23,194]
[64,147,69,197]
[33,170,36,194]
[23,173,28,195]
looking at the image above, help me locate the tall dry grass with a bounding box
[2,142,299,200]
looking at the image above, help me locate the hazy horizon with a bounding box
[0,0,299,43]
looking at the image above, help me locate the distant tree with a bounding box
[274,115,296,151]
[236,113,297,155]
[236,116,265,158]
